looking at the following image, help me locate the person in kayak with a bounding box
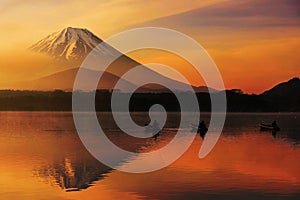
[272,120,277,128]
[198,120,208,138]
[152,120,160,141]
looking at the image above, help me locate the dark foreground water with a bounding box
[0,112,299,200]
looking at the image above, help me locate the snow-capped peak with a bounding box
[30,27,118,62]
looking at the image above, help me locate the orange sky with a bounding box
[0,0,299,93]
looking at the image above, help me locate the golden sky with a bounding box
[0,0,224,49]
[0,0,299,93]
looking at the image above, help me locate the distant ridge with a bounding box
[1,77,299,111]
[10,68,137,92]
[260,77,300,111]
[8,67,217,93]
[261,77,300,97]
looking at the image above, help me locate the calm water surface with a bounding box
[0,112,299,200]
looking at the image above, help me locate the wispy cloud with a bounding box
[139,0,300,29]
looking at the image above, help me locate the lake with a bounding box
[0,112,299,200]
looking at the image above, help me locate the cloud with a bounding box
[138,0,300,29]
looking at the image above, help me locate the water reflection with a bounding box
[34,156,111,192]
[0,112,299,199]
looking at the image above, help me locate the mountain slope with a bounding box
[28,27,216,92]
[11,68,137,92]
[261,77,300,97]
[9,67,215,93]
[260,77,300,111]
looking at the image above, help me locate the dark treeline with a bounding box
[0,89,299,112]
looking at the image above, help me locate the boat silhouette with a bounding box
[191,123,208,138]
[259,123,280,131]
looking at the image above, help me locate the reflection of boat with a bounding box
[259,123,280,131]
[145,125,155,133]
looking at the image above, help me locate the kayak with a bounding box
[191,123,208,136]
[259,123,280,131]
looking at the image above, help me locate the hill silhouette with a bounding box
[0,77,299,112]
[260,77,300,111]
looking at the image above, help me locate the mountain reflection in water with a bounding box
[0,112,299,200]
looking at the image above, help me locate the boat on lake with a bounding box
[259,123,280,131]
[191,123,208,138]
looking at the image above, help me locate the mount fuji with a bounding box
[26,27,214,92]
[29,27,120,62]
